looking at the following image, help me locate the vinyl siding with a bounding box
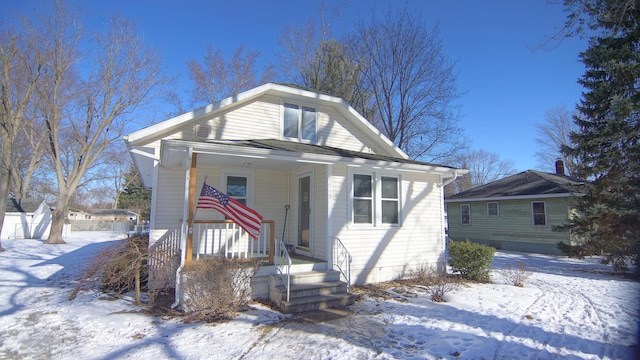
[331,169,445,285]
[165,94,374,153]
[446,197,572,254]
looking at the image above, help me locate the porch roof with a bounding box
[161,138,465,176]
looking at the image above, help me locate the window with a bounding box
[532,201,546,226]
[487,202,499,216]
[460,204,471,225]
[353,174,372,224]
[226,176,248,205]
[381,177,399,224]
[351,173,400,226]
[283,103,317,142]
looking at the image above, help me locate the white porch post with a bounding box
[326,164,333,269]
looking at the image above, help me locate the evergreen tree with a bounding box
[117,168,151,222]
[562,0,640,271]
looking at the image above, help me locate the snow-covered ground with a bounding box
[0,232,638,360]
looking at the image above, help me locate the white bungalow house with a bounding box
[124,83,465,312]
[2,198,52,240]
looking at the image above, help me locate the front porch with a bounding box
[151,220,353,313]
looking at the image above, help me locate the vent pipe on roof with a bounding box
[555,158,565,175]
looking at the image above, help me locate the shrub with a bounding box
[101,235,150,304]
[73,234,153,305]
[499,261,532,287]
[411,264,458,302]
[448,240,495,282]
[180,257,261,321]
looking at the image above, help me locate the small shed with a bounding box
[2,198,52,239]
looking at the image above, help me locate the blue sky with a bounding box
[1,0,587,172]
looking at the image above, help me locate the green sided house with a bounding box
[124,83,466,312]
[445,163,585,255]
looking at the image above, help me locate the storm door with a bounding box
[297,174,312,250]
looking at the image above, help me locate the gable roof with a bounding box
[124,82,407,159]
[6,198,45,213]
[446,170,586,202]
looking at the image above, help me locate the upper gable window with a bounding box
[283,103,317,142]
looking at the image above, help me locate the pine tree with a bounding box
[117,168,151,222]
[563,0,640,271]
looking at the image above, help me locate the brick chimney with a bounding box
[555,159,565,175]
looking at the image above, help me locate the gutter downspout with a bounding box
[442,171,459,188]
[171,147,194,309]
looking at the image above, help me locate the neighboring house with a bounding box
[2,198,52,240]
[67,208,91,220]
[67,209,139,232]
[124,83,465,312]
[89,209,139,223]
[445,162,585,255]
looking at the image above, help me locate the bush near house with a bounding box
[448,240,495,282]
[180,258,261,322]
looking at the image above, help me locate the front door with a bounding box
[297,175,312,250]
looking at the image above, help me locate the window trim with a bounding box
[487,202,499,216]
[348,169,402,228]
[281,101,318,142]
[220,169,255,206]
[460,204,471,225]
[532,201,547,226]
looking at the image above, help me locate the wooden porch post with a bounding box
[185,153,197,264]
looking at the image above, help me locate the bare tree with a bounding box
[446,149,517,195]
[0,23,44,251]
[26,2,166,244]
[276,2,339,84]
[349,7,465,162]
[535,106,580,176]
[187,44,273,106]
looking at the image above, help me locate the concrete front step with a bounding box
[271,270,341,287]
[272,281,348,301]
[268,270,354,313]
[279,293,355,314]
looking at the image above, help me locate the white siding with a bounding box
[161,94,378,154]
[330,168,445,285]
[153,166,187,233]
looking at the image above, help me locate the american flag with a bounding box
[197,182,264,240]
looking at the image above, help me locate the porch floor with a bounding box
[258,253,326,266]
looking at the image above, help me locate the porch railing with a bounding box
[274,238,292,302]
[190,220,275,263]
[333,237,352,292]
[148,228,181,288]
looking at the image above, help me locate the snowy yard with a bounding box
[1,232,638,360]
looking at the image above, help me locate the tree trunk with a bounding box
[0,170,7,252]
[46,206,67,244]
[135,262,141,305]
[0,143,13,252]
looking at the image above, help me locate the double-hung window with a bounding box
[487,202,499,216]
[283,103,317,142]
[532,201,546,226]
[352,173,400,226]
[460,204,471,225]
[226,176,248,205]
[381,177,399,224]
[353,174,373,224]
